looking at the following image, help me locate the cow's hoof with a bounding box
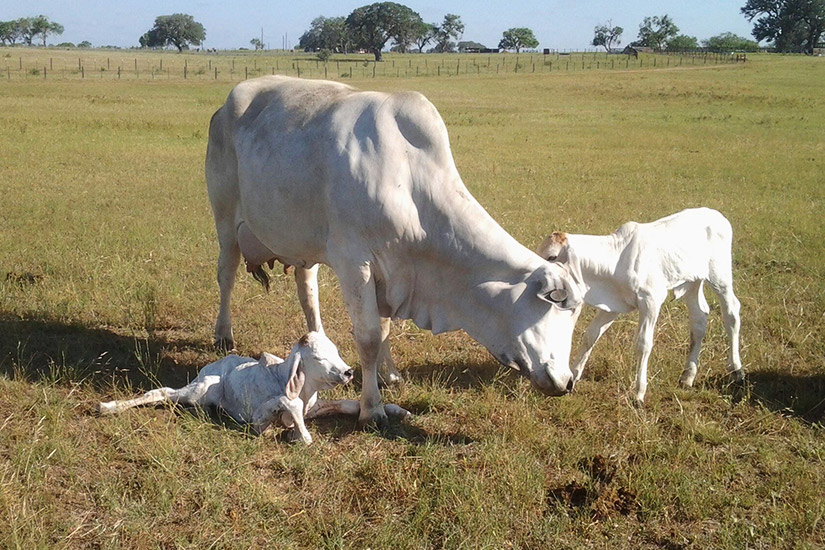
[358,407,389,431]
[214,337,236,353]
[378,372,404,388]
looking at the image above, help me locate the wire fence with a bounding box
[1,49,746,82]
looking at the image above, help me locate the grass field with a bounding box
[0,50,823,549]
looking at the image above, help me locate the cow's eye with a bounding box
[547,255,557,261]
[547,289,568,303]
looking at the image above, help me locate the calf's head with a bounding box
[535,232,570,263]
[285,332,354,399]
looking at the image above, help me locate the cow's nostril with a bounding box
[344,368,354,379]
[566,379,575,392]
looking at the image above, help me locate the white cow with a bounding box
[99,332,410,444]
[536,207,743,404]
[206,76,583,426]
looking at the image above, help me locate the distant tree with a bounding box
[19,17,36,46]
[634,15,679,50]
[317,48,332,62]
[140,14,205,52]
[0,19,25,45]
[250,37,264,50]
[667,34,699,50]
[300,16,328,50]
[30,15,63,46]
[300,16,352,53]
[498,27,538,52]
[702,32,761,51]
[741,0,825,54]
[433,14,464,53]
[78,40,91,48]
[592,21,623,51]
[413,21,438,52]
[346,2,423,61]
[457,40,486,52]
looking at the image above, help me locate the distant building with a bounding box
[622,46,653,58]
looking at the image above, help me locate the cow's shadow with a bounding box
[0,316,206,391]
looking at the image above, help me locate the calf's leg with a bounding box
[98,380,213,415]
[633,296,664,404]
[680,281,709,388]
[571,309,618,383]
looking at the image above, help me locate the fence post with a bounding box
[215,67,218,79]
[81,66,84,78]
[43,67,46,79]
[245,66,248,79]
[118,66,121,79]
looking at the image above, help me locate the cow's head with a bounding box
[479,251,583,396]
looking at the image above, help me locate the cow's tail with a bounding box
[249,264,271,292]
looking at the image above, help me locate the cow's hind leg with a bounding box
[334,260,388,428]
[378,316,402,386]
[680,281,709,388]
[214,226,241,351]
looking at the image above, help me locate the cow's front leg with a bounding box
[295,264,324,334]
[335,260,387,429]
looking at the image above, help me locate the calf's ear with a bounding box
[285,350,306,400]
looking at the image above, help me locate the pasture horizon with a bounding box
[1,46,745,82]
[0,54,823,548]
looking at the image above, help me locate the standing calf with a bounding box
[536,208,743,403]
[99,332,408,444]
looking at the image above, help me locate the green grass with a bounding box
[0,53,824,549]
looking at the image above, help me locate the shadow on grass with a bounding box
[0,315,208,392]
[715,369,825,424]
[402,359,517,391]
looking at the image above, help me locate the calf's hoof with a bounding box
[729,369,746,384]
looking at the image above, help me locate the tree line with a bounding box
[592,16,762,53]
[0,15,63,47]
[296,2,538,60]
[593,3,823,54]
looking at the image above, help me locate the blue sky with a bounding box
[2,1,757,50]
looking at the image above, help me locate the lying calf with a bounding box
[536,207,743,404]
[99,332,409,443]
